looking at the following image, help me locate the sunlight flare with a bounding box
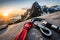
[3,12,9,16]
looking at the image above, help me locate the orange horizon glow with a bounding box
[0,8,27,22]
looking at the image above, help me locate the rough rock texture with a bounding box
[0,11,60,40]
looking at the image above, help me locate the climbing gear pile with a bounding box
[14,18,60,40]
[32,18,60,36]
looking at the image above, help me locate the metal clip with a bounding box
[34,21,52,36]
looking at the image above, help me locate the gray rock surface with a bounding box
[0,11,60,40]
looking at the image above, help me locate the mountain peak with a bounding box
[33,2,39,6]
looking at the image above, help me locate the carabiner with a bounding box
[39,24,52,36]
[31,18,52,36]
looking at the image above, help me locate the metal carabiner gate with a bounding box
[31,18,52,36]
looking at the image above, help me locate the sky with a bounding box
[0,0,60,8]
[0,0,60,16]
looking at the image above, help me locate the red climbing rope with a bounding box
[14,22,33,40]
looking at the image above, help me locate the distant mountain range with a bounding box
[0,2,60,31]
[0,2,60,25]
[21,2,60,20]
[48,5,60,13]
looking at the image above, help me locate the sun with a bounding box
[3,12,9,16]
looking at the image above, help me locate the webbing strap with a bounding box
[14,22,33,40]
